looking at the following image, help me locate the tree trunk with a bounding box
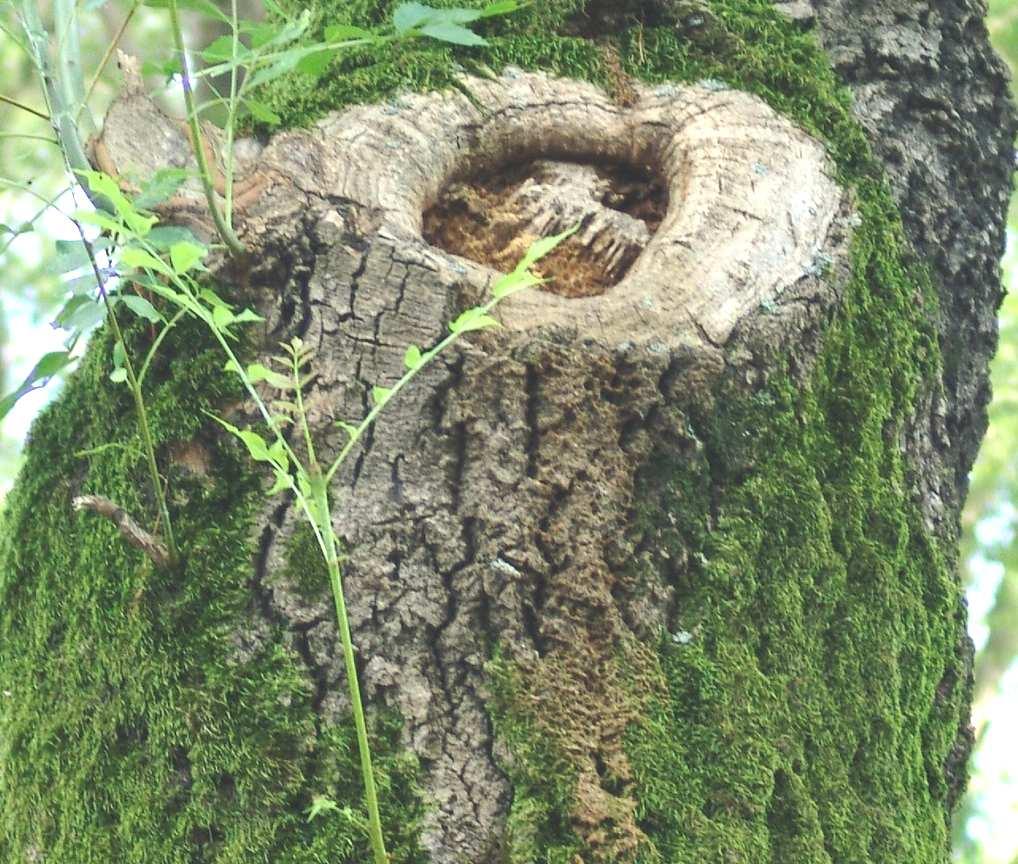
[1,2,1014,862]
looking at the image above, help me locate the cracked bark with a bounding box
[5,2,1012,862]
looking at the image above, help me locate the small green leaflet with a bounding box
[492,269,540,300]
[119,294,164,323]
[516,226,578,273]
[404,344,424,371]
[208,415,281,465]
[169,240,207,275]
[306,795,341,822]
[324,23,375,41]
[336,420,359,439]
[244,99,282,126]
[268,469,295,495]
[143,0,229,24]
[201,34,249,63]
[120,246,173,277]
[372,386,393,406]
[212,305,236,331]
[0,351,74,421]
[449,307,499,334]
[110,367,128,384]
[76,170,157,237]
[391,1,519,45]
[420,21,486,45]
[245,363,291,389]
[55,295,106,332]
[147,225,199,251]
[133,168,188,210]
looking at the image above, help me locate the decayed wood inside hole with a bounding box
[422,159,668,298]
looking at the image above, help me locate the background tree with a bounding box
[0,1,1015,862]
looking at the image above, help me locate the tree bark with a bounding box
[1,2,1014,863]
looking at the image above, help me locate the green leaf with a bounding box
[113,341,127,370]
[143,0,229,24]
[133,168,188,210]
[246,48,305,90]
[119,294,164,323]
[201,34,242,63]
[246,363,291,389]
[324,23,375,41]
[449,307,499,334]
[336,420,359,439]
[49,239,91,276]
[372,385,393,406]
[74,209,127,235]
[479,0,519,17]
[212,305,236,331]
[404,344,424,371]
[238,429,273,462]
[243,98,282,126]
[268,439,288,464]
[142,55,184,80]
[169,240,207,275]
[199,288,232,309]
[419,21,487,46]
[307,795,341,822]
[393,2,435,33]
[54,295,106,332]
[0,351,73,420]
[233,308,265,324]
[268,469,294,495]
[147,225,199,250]
[109,367,128,384]
[492,269,540,300]
[76,170,157,236]
[120,246,173,277]
[516,226,578,273]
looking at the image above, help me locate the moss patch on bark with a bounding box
[0,0,970,862]
[231,1,965,861]
[0,322,426,862]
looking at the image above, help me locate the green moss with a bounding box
[486,654,585,863]
[1,0,971,861]
[240,0,968,861]
[278,522,332,601]
[0,321,425,862]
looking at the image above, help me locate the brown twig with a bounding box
[72,495,172,569]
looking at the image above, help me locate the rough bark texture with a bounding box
[1,2,1014,863]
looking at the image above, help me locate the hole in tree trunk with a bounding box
[423,159,668,298]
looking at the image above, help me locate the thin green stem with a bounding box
[77,0,140,124]
[223,0,240,227]
[138,307,187,387]
[314,481,389,864]
[77,229,178,562]
[0,92,49,120]
[166,0,245,256]
[324,320,476,485]
[293,351,318,471]
[0,132,59,144]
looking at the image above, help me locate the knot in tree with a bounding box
[0,1,1013,863]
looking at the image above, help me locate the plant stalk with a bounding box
[78,230,178,562]
[314,481,389,864]
[166,0,245,256]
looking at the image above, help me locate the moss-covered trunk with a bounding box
[1,1,1014,862]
